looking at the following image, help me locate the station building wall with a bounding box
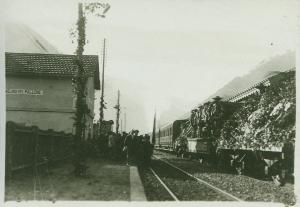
[6,75,95,137]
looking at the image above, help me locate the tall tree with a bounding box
[73,2,87,177]
[72,2,110,176]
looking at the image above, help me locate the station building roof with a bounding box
[5,52,100,90]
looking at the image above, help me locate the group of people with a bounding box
[123,130,154,167]
[97,130,154,167]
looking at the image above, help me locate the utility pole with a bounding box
[114,90,120,134]
[99,38,106,134]
[152,110,156,144]
[123,107,127,132]
[120,119,123,132]
[124,111,127,132]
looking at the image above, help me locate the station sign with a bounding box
[6,89,44,95]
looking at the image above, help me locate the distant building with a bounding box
[93,120,114,137]
[6,52,100,138]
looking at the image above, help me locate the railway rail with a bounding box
[148,154,243,201]
[149,167,179,201]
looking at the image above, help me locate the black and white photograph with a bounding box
[0,0,298,206]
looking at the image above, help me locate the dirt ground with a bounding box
[5,158,130,201]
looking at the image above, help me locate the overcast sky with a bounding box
[4,0,298,133]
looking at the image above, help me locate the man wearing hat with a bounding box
[190,109,198,138]
[211,96,224,137]
[124,130,134,165]
[197,105,203,137]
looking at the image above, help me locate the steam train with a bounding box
[150,70,295,186]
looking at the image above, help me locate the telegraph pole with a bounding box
[114,90,120,134]
[124,111,127,132]
[152,110,156,144]
[99,38,106,134]
[123,107,127,132]
[120,119,123,132]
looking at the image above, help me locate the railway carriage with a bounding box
[154,120,187,150]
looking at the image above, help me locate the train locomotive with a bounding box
[152,70,295,186]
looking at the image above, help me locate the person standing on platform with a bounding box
[121,132,128,160]
[108,132,116,159]
[124,130,134,165]
[114,133,122,160]
[132,130,140,164]
[100,132,109,158]
[142,134,153,168]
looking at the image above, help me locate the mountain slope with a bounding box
[5,23,59,54]
[180,51,296,119]
[205,51,295,102]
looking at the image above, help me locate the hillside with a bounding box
[203,51,295,103]
[180,51,295,119]
[219,70,295,149]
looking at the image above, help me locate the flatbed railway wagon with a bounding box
[216,143,294,186]
[178,135,294,186]
[154,121,294,186]
[215,70,296,186]
[154,70,295,186]
[182,99,238,163]
[185,137,216,162]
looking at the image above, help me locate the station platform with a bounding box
[5,158,147,201]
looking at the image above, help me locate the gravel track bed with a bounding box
[151,159,231,201]
[138,167,174,201]
[154,150,295,205]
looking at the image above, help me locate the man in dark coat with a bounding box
[131,130,140,164]
[144,134,154,167]
[138,134,153,168]
[124,130,134,165]
[120,132,128,160]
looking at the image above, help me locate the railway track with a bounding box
[149,167,179,201]
[149,155,243,201]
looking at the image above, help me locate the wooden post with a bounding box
[152,111,156,144]
[32,126,39,168]
[31,126,39,200]
[47,129,55,163]
[5,122,15,179]
[99,38,106,135]
[115,90,120,134]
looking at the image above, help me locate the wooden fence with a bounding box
[5,121,73,177]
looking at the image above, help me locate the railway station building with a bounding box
[5,52,100,137]
[5,23,100,137]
